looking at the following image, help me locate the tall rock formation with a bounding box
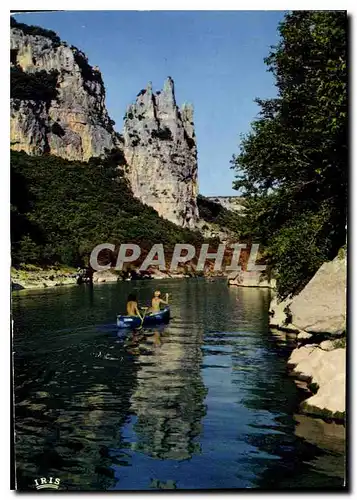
[10,19,118,161]
[10,20,200,229]
[123,78,199,228]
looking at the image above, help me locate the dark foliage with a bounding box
[10,49,18,65]
[231,11,347,298]
[197,195,242,235]
[151,127,173,141]
[11,66,59,103]
[51,122,66,137]
[11,17,61,48]
[11,150,204,267]
[184,130,195,149]
[71,46,104,91]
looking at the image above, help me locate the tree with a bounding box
[231,11,347,298]
[10,150,206,268]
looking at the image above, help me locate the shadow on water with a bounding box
[12,280,345,491]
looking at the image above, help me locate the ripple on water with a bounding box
[12,281,345,490]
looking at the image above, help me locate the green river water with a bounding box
[12,278,345,491]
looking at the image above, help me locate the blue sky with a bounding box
[13,10,286,196]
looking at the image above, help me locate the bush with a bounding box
[184,130,195,149]
[151,127,172,141]
[11,17,61,48]
[231,11,347,298]
[10,49,18,65]
[51,122,66,137]
[11,150,205,268]
[11,66,59,103]
[71,46,104,93]
[197,195,241,235]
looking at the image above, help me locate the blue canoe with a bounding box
[117,306,170,329]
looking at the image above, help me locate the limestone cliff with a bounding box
[10,18,118,161]
[10,20,200,229]
[206,196,246,214]
[123,78,199,228]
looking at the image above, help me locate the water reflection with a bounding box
[12,280,345,491]
[14,325,138,490]
[129,326,207,460]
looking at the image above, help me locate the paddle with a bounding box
[137,307,149,330]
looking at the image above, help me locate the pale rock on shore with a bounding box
[11,269,77,290]
[228,270,276,289]
[269,250,347,421]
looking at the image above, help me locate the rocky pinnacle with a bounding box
[123,77,199,228]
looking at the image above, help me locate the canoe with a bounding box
[117,306,170,329]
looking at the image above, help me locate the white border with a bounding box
[2,4,355,499]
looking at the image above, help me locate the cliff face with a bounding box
[123,78,199,228]
[10,20,200,229]
[206,196,246,214]
[10,20,118,161]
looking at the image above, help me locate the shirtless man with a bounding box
[126,293,142,318]
[150,290,169,313]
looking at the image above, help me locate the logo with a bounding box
[89,242,267,273]
[34,477,61,490]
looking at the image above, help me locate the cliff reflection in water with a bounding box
[13,280,345,491]
[228,287,345,488]
[129,325,207,460]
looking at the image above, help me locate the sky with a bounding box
[13,10,286,196]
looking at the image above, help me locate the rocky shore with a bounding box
[11,266,77,290]
[269,250,347,421]
[228,270,276,289]
[11,266,221,290]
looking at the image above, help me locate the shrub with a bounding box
[10,49,18,65]
[11,17,61,48]
[184,130,195,149]
[11,66,59,103]
[71,46,103,93]
[151,127,173,141]
[51,122,66,137]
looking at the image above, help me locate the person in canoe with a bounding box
[149,290,169,313]
[126,293,144,318]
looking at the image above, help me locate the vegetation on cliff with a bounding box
[11,66,59,103]
[197,195,242,235]
[231,11,347,298]
[11,17,61,48]
[11,150,204,268]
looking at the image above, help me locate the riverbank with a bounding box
[11,266,225,290]
[269,250,346,422]
[11,265,78,290]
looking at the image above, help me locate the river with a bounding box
[11,278,345,490]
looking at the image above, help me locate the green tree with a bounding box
[231,11,347,298]
[10,150,206,268]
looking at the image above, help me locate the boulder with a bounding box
[297,331,313,340]
[269,296,298,332]
[288,345,346,419]
[319,340,336,351]
[228,270,275,289]
[93,270,119,283]
[290,253,346,335]
[294,414,345,454]
[11,281,24,291]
